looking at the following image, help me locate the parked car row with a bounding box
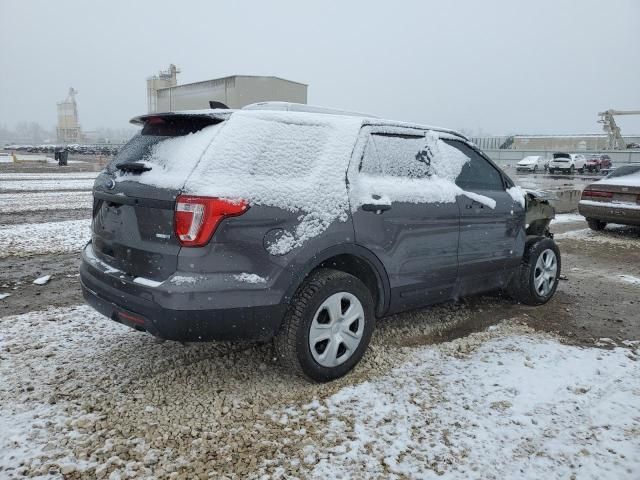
[516,153,615,175]
[3,143,120,155]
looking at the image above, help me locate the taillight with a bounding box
[581,190,613,199]
[174,195,248,247]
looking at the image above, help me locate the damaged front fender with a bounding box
[524,189,556,237]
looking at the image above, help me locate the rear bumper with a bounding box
[578,201,640,226]
[80,245,287,341]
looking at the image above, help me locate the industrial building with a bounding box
[146,65,307,113]
[471,133,640,152]
[56,88,82,143]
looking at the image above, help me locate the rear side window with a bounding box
[443,140,504,190]
[361,134,430,178]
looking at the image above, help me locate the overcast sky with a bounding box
[1,0,639,136]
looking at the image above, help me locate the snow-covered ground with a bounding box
[0,219,91,257]
[0,172,98,180]
[264,326,640,479]
[0,307,637,479]
[0,191,92,213]
[551,213,585,224]
[0,179,94,192]
[555,225,640,248]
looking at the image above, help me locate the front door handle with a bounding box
[466,201,485,209]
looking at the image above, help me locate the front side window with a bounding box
[443,140,504,190]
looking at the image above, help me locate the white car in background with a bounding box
[548,152,586,174]
[516,155,545,173]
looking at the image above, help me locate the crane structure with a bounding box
[598,109,640,150]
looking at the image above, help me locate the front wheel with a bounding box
[275,269,375,382]
[507,238,561,306]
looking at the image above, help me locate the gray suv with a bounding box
[80,103,560,382]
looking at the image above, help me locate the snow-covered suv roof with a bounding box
[130,103,469,142]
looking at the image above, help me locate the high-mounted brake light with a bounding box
[581,190,613,199]
[174,195,248,247]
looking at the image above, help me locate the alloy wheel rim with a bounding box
[309,292,365,367]
[534,249,557,297]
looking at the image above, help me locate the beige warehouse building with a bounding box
[147,66,307,113]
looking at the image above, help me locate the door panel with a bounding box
[349,129,461,312]
[443,139,526,295]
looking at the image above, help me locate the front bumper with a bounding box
[80,244,286,341]
[578,201,640,226]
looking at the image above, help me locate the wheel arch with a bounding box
[282,244,390,317]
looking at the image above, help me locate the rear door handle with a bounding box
[362,203,391,213]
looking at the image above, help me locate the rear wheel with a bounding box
[587,218,607,231]
[508,238,561,306]
[275,269,375,382]
[570,166,575,174]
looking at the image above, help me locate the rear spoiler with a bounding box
[130,110,233,126]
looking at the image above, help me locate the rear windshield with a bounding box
[107,116,222,173]
[553,153,570,160]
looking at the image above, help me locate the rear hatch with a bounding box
[91,113,226,281]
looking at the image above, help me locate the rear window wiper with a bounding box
[116,162,152,173]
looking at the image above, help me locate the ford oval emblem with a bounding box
[106,179,116,190]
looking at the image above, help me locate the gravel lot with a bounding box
[1,162,639,479]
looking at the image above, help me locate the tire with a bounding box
[274,268,375,382]
[587,218,607,231]
[507,238,561,306]
[549,168,554,174]
[578,167,585,174]
[533,165,538,173]
[570,166,575,174]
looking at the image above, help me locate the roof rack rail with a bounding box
[242,101,377,118]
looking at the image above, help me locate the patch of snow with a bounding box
[555,227,639,248]
[268,329,640,479]
[551,213,585,224]
[0,293,10,300]
[506,185,526,208]
[169,275,199,286]
[0,172,98,180]
[132,277,162,288]
[0,191,92,213]
[616,274,640,286]
[32,275,51,285]
[234,273,267,284]
[0,179,93,192]
[0,219,91,257]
